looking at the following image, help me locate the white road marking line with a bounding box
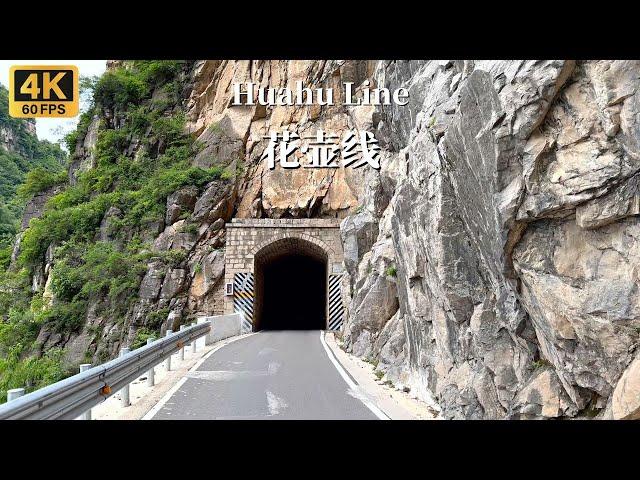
[142,333,256,420]
[267,361,280,375]
[258,347,277,356]
[185,365,279,381]
[186,370,257,380]
[265,391,288,416]
[142,377,189,420]
[319,330,390,420]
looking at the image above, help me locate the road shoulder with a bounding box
[92,334,254,420]
[324,332,438,420]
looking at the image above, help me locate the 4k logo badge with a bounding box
[9,65,79,118]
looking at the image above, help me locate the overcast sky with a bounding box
[0,60,107,147]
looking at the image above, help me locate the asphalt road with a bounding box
[149,330,381,420]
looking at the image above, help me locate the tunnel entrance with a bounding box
[254,238,328,331]
[260,254,326,330]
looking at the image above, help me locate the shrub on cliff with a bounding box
[94,69,148,111]
[19,194,110,268]
[92,61,186,112]
[0,346,68,402]
[0,60,208,398]
[17,168,67,201]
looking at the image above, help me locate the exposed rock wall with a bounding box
[34,60,380,365]
[184,60,376,219]
[342,60,640,419]
[23,60,640,419]
[0,117,36,156]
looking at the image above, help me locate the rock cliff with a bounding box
[0,84,65,251]
[15,60,379,369]
[8,60,640,419]
[342,60,640,419]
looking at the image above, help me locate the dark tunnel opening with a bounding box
[254,239,328,331]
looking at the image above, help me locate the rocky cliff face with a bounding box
[341,60,640,419]
[0,84,65,250]
[0,119,37,155]
[184,60,376,218]
[18,60,640,419]
[27,60,380,367]
[122,60,382,354]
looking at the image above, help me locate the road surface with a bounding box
[147,330,382,420]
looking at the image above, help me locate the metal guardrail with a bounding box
[0,322,210,420]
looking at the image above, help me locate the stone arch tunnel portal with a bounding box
[223,219,346,332]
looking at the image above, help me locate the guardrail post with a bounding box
[146,338,155,387]
[191,323,197,353]
[120,348,131,407]
[179,325,186,361]
[79,364,92,420]
[7,388,25,402]
[198,317,210,346]
[165,330,173,371]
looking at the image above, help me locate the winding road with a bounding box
[146,330,384,420]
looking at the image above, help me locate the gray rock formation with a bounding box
[21,186,62,230]
[165,186,198,225]
[19,59,640,419]
[342,60,640,419]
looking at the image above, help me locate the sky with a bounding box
[0,60,107,147]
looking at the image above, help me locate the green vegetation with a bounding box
[130,327,157,350]
[0,60,229,401]
[178,222,199,235]
[92,61,186,112]
[0,244,11,270]
[220,158,245,181]
[0,83,69,401]
[385,266,397,278]
[220,168,234,181]
[532,358,552,370]
[0,205,16,248]
[147,308,171,330]
[17,168,67,201]
[374,370,385,381]
[161,249,187,268]
[0,347,69,402]
[48,242,151,323]
[364,356,379,369]
[0,86,66,248]
[64,109,95,153]
[93,69,148,111]
[0,87,66,164]
[17,64,222,271]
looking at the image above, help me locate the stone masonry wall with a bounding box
[223,218,345,315]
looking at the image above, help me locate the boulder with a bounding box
[165,186,198,225]
[192,180,235,224]
[513,219,640,408]
[154,220,197,252]
[512,368,576,418]
[139,262,166,301]
[99,206,122,242]
[160,269,187,300]
[611,354,640,419]
[340,211,378,280]
[189,249,225,298]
